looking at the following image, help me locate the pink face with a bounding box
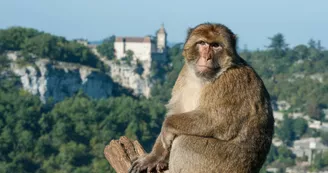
[196,41,223,73]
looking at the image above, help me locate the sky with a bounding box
[0,0,327,50]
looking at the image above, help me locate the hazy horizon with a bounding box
[1,0,327,50]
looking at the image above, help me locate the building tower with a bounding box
[156,24,167,53]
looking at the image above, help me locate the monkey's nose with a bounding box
[206,53,213,61]
[206,56,212,61]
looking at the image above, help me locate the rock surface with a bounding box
[8,52,115,103]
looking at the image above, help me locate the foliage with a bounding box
[0,55,10,71]
[240,36,328,112]
[311,151,328,171]
[150,43,184,103]
[267,33,288,56]
[97,36,115,60]
[0,27,39,52]
[0,77,165,173]
[292,118,308,139]
[275,145,296,165]
[121,50,134,66]
[276,115,295,146]
[0,27,105,70]
[134,59,144,76]
[276,116,309,145]
[320,131,328,146]
[262,145,296,172]
[306,100,325,122]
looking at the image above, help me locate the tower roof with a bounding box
[157,24,167,34]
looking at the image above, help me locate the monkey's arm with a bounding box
[161,109,244,149]
[150,133,170,158]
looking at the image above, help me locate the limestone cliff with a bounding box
[7,52,116,103]
[108,62,151,98]
[91,48,151,98]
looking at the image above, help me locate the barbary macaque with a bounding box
[129,23,274,173]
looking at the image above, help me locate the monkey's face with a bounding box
[183,23,237,80]
[194,40,223,78]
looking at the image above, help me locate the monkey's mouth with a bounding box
[197,65,219,72]
[197,65,215,69]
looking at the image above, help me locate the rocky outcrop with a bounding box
[109,62,151,98]
[8,52,115,103]
[91,48,151,98]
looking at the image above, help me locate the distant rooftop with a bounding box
[115,37,151,43]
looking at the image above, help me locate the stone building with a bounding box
[74,39,89,46]
[156,25,167,53]
[109,25,168,97]
[114,24,167,63]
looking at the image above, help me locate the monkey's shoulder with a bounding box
[217,65,263,88]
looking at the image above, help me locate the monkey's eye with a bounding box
[197,41,206,45]
[211,42,222,48]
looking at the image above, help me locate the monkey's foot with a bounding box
[129,154,168,173]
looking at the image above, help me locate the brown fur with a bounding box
[129,23,274,173]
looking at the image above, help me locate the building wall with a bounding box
[114,42,156,62]
[114,42,125,60]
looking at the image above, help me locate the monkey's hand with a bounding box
[129,153,168,173]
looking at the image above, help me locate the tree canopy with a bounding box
[96,36,115,60]
[0,27,105,70]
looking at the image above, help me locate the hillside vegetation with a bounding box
[0,27,328,172]
[0,27,106,70]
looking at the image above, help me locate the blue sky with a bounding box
[0,0,327,50]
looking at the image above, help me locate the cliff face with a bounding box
[91,48,151,98]
[109,62,151,98]
[8,52,115,103]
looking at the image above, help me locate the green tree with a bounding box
[306,99,325,122]
[22,33,64,59]
[265,145,279,164]
[276,114,295,146]
[0,74,166,172]
[316,40,324,50]
[292,45,309,60]
[308,39,316,49]
[0,27,40,52]
[312,152,325,171]
[97,36,115,60]
[276,145,296,166]
[320,131,328,146]
[134,59,144,75]
[0,55,10,71]
[0,27,105,69]
[150,44,184,102]
[122,50,134,66]
[267,33,288,56]
[293,118,308,139]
